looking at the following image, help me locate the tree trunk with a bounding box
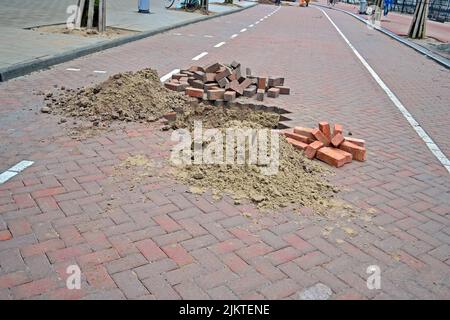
[87,0,95,29]
[408,0,429,39]
[75,0,86,29]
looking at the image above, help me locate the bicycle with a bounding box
[165,0,201,12]
[327,0,337,7]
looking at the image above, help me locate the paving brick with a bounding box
[8,218,32,237]
[182,234,217,252]
[106,253,148,274]
[222,252,252,274]
[47,245,91,263]
[141,274,180,299]
[259,229,288,250]
[295,251,331,270]
[0,271,30,289]
[208,285,238,300]
[162,243,193,266]
[316,147,352,168]
[196,268,238,289]
[166,263,205,285]
[266,246,300,265]
[260,278,299,299]
[228,271,270,295]
[21,238,66,257]
[77,248,120,268]
[112,270,149,299]
[135,239,167,262]
[0,230,12,241]
[236,243,273,261]
[12,277,59,299]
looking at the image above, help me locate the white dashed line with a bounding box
[240,28,247,32]
[214,42,226,48]
[0,160,34,185]
[203,35,214,38]
[66,68,80,71]
[160,69,180,82]
[255,21,260,24]
[93,70,107,74]
[173,33,182,36]
[231,34,238,39]
[192,52,208,61]
[318,7,450,174]
[249,24,254,28]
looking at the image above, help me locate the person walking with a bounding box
[383,0,392,16]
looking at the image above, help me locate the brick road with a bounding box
[0,4,449,299]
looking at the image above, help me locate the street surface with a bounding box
[0,4,449,299]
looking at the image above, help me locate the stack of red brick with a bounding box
[283,122,366,168]
[164,61,290,102]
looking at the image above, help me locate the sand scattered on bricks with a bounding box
[47,68,188,124]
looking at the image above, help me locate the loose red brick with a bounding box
[217,76,230,88]
[205,73,216,82]
[312,128,330,146]
[163,112,176,122]
[0,230,12,241]
[243,85,257,97]
[188,65,205,72]
[256,89,265,101]
[207,89,225,100]
[215,67,232,81]
[239,78,253,91]
[224,91,236,102]
[191,79,204,89]
[283,131,312,144]
[316,147,352,168]
[185,87,204,98]
[267,87,280,98]
[331,133,345,147]
[333,123,343,137]
[204,83,217,90]
[257,77,267,90]
[204,62,221,73]
[268,77,284,87]
[286,138,308,151]
[164,82,186,92]
[318,122,331,141]
[275,86,290,94]
[304,141,324,159]
[229,80,243,95]
[339,141,366,162]
[293,127,316,140]
[344,137,365,147]
[193,71,207,82]
[171,73,185,80]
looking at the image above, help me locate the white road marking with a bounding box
[318,7,450,174]
[8,160,34,173]
[249,24,254,28]
[255,21,260,24]
[240,28,247,32]
[214,42,226,48]
[0,171,18,184]
[231,34,238,38]
[160,69,180,82]
[192,52,208,61]
[260,18,264,21]
[203,35,214,38]
[0,160,34,185]
[173,33,182,36]
[66,68,80,71]
[93,70,107,74]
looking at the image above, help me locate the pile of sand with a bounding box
[172,118,339,212]
[173,102,280,130]
[47,68,188,123]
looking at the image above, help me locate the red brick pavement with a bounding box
[0,5,449,300]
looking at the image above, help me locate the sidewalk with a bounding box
[315,0,450,43]
[0,0,256,80]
